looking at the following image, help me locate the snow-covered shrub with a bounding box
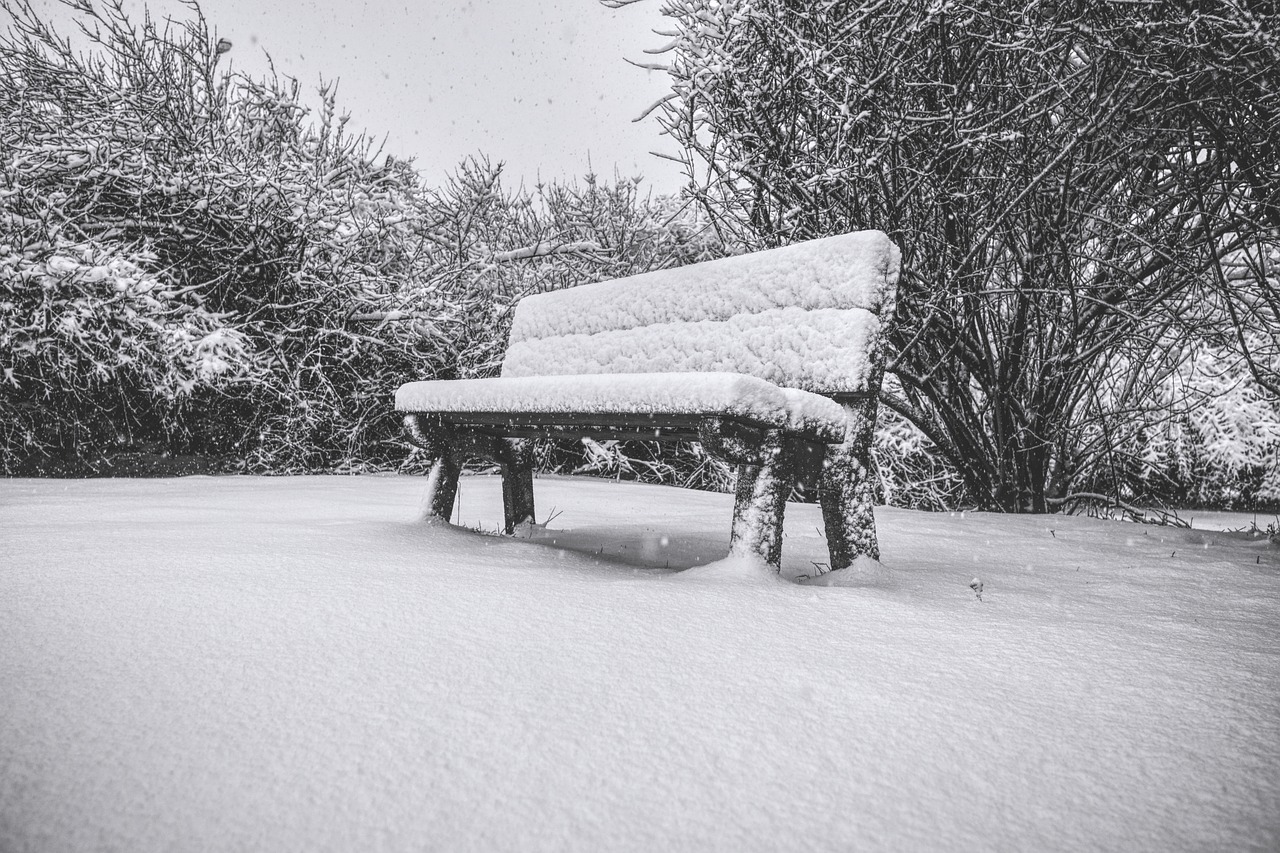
[871,409,968,511]
[1058,279,1280,512]
[1133,344,1280,508]
[0,0,463,472]
[0,239,262,464]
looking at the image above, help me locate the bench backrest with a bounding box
[500,230,899,396]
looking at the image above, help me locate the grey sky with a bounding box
[91,0,684,191]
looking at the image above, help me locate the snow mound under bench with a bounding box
[395,372,850,440]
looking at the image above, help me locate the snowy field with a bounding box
[2,474,1278,852]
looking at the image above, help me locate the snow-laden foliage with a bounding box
[0,240,262,457]
[4,0,1270,509]
[870,404,968,512]
[1136,335,1280,508]
[0,0,461,471]
[1212,243,1280,401]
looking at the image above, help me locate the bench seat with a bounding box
[395,372,850,444]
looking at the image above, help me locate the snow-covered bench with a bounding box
[396,230,900,572]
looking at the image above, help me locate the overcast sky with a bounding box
[59,0,684,192]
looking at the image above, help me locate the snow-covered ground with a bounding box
[1184,508,1280,534]
[2,474,1278,852]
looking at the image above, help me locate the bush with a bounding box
[0,0,469,471]
[5,0,1272,514]
[0,239,262,465]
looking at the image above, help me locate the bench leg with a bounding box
[405,415,535,533]
[728,429,796,569]
[818,400,880,568]
[405,415,462,523]
[497,438,536,534]
[425,452,462,523]
[731,463,760,545]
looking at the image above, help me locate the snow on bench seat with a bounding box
[394,373,849,443]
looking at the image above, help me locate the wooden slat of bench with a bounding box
[396,373,852,443]
[440,421,702,443]
[426,410,836,445]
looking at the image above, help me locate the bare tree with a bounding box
[1085,2,1280,400]
[609,0,1279,511]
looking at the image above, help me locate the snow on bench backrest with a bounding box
[500,230,900,396]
